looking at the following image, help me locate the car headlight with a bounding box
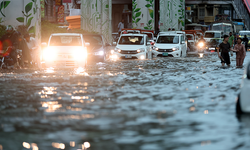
[172,47,179,51]
[198,42,204,48]
[43,47,57,61]
[154,47,159,51]
[137,48,145,53]
[114,47,121,52]
[73,48,87,60]
[95,51,104,55]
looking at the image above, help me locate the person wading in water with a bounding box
[217,35,233,67]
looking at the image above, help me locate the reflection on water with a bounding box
[52,142,65,149]
[41,101,62,112]
[70,141,75,147]
[75,67,88,75]
[45,67,54,73]
[23,142,39,150]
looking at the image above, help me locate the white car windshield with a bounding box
[50,35,82,46]
[118,36,144,45]
[205,32,221,38]
[157,36,179,44]
[240,32,250,37]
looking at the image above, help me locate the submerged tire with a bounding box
[236,94,243,114]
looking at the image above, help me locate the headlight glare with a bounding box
[43,47,56,61]
[172,47,179,51]
[137,48,145,53]
[198,42,204,48]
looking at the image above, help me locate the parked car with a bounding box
[152,32,187,57]
[236,62,250,114]
[112,33,151,59]
[82,34,110,62]
[41,33,88,68]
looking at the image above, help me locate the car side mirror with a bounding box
[113,42,117,46]
[182,41,185,44]
[41,42,47,47]
[85,42,90,47]
[147,42,151,45]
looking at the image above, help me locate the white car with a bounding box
[42,33,88,68]
[204,30,223,42]
[152,32,187,57]
[236,63,250,114]
[112,33,151,59]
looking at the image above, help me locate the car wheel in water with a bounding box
[236,93,243,114]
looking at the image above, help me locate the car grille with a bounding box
[158,49,173,52]
[54,61,76,67]
[57,54,74,59]
[120,50,137,54]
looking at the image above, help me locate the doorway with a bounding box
[112,0,132,33]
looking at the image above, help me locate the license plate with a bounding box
[209,48,215,50]
[125,55,132,58]
[162,52,168,56]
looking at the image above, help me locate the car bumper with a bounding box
[44,59,86,68]
[152,50,180,57]
[113,52,146,59]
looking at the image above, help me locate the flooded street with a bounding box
[1,53,250,150]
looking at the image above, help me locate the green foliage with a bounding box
[132,0,142,27]
[0,1,10,17]
[144,0,154,30]
[41,21,92,43]
[0,24,6,39]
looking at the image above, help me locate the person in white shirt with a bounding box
[118,19,124,35]
[24,34,39,66]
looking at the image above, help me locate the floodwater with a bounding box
[0,53,250,150]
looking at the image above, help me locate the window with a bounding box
[82,35,103,46]
[207,7,213,16]
[204,32,221,38]
[157,36,179,44]
[118,36,144,45]
[50,36,82,46]
[199,8,205,17]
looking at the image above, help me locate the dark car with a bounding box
[206,38,222,52]
[82,34,110,62]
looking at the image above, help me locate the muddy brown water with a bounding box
[0,54,250,150]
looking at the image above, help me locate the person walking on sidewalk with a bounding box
[232,38,246,68]
[217,35,233,67]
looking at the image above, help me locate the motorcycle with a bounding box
[0,46,22,69]
[197,41,206,57]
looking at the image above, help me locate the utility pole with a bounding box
[154,0,159,31]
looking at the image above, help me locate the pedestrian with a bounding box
[232,38,246,68]
[228,32,234,56]
[217,35,233,67]
[242,35,249,52]
[24,34,38,66]
[0,26,20,68]
[233,33,237,47]
[118,19,124,35]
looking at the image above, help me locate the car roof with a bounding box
[158,33,180,36]
[239,31,250,32]
[51,33,82,36]
[205,30,223,33]
[82,33,102,36]
[120,34,145,36]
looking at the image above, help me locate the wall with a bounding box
[0,0,41,43]
[159,0,185,31]
[81,0,112,42]
[132,0,154,30]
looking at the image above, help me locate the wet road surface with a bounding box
[0,53,250,150]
